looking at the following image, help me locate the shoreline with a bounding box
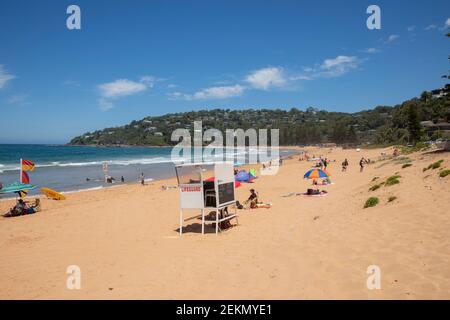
[0,146,301,197]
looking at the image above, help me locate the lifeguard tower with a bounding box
[175,162,238,235]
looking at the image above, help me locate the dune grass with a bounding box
[385,175,401,186]
[369,184,381,191]
[364,197,379,208]
[424,160,444,171]
[439,169,450,178]
[402,163,412,169]
[388,196,397,202]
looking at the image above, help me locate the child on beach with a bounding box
[359,158,365,172]
[244,189,259,209]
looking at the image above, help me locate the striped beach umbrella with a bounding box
[303,168,331,179]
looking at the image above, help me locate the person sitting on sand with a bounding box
[4,199,35,217]
[244,189,259,209]
[23,198,40,215]
[393,148,399,157]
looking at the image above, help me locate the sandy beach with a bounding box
[0,146,449,299]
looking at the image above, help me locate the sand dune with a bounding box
[0,147,449,299]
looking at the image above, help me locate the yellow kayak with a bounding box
[40,187,66,200]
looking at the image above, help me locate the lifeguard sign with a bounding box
[175,162,238,235]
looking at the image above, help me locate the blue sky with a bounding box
[0,0,449,144]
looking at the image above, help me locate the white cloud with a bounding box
[407,25,416,32]
[361,47,380,54]
[318,55,361,77]
[291,55,362,81]
[98,79,147,99]
[438,18,450,31]
[386,34,399,43]
[171,85,245,100]
[321,56,356,69]
[139,75,156,87]
[97,76,156,110]
[62,80,80,87]
[427,19,450,31]
[98,98,113,111]
[169,57,362,101]
[8,94,28,105]
[0,65,15,89]
[245,67,286,90]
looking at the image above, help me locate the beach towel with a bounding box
[254,202,272,209]
[296,192,328,197]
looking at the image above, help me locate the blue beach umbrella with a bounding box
[0,182,36,197]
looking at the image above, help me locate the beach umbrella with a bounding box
[235,170,254,182]
[303,168,331,179]
[0,182,36,198]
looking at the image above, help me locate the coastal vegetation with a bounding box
[385,175,401,186]
[439,169,450,178]
[69,88,449,147]
[424,160,444,171]
[364,197,380,208]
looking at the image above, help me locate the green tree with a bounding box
[407,103,422,145]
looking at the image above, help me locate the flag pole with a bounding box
[20,158,22,183]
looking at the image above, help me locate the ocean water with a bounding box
[0,144,297,196]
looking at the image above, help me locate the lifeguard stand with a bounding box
[175,162,238,235]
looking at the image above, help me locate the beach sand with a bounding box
[0,146,449,299]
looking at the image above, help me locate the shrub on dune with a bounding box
[402,163,412,169]
[385,175,401,186]
[425,160,444,171]
[439,169,450,178]
[364,197,379,208]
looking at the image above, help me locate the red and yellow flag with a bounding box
[21,171,30,184]
[21,159,35,172]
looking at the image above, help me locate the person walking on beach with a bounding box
[342,158,349,172]
[323,158,328,170]
[121,176,125,183]
[140,173,145,185]
[359,157,365,172]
